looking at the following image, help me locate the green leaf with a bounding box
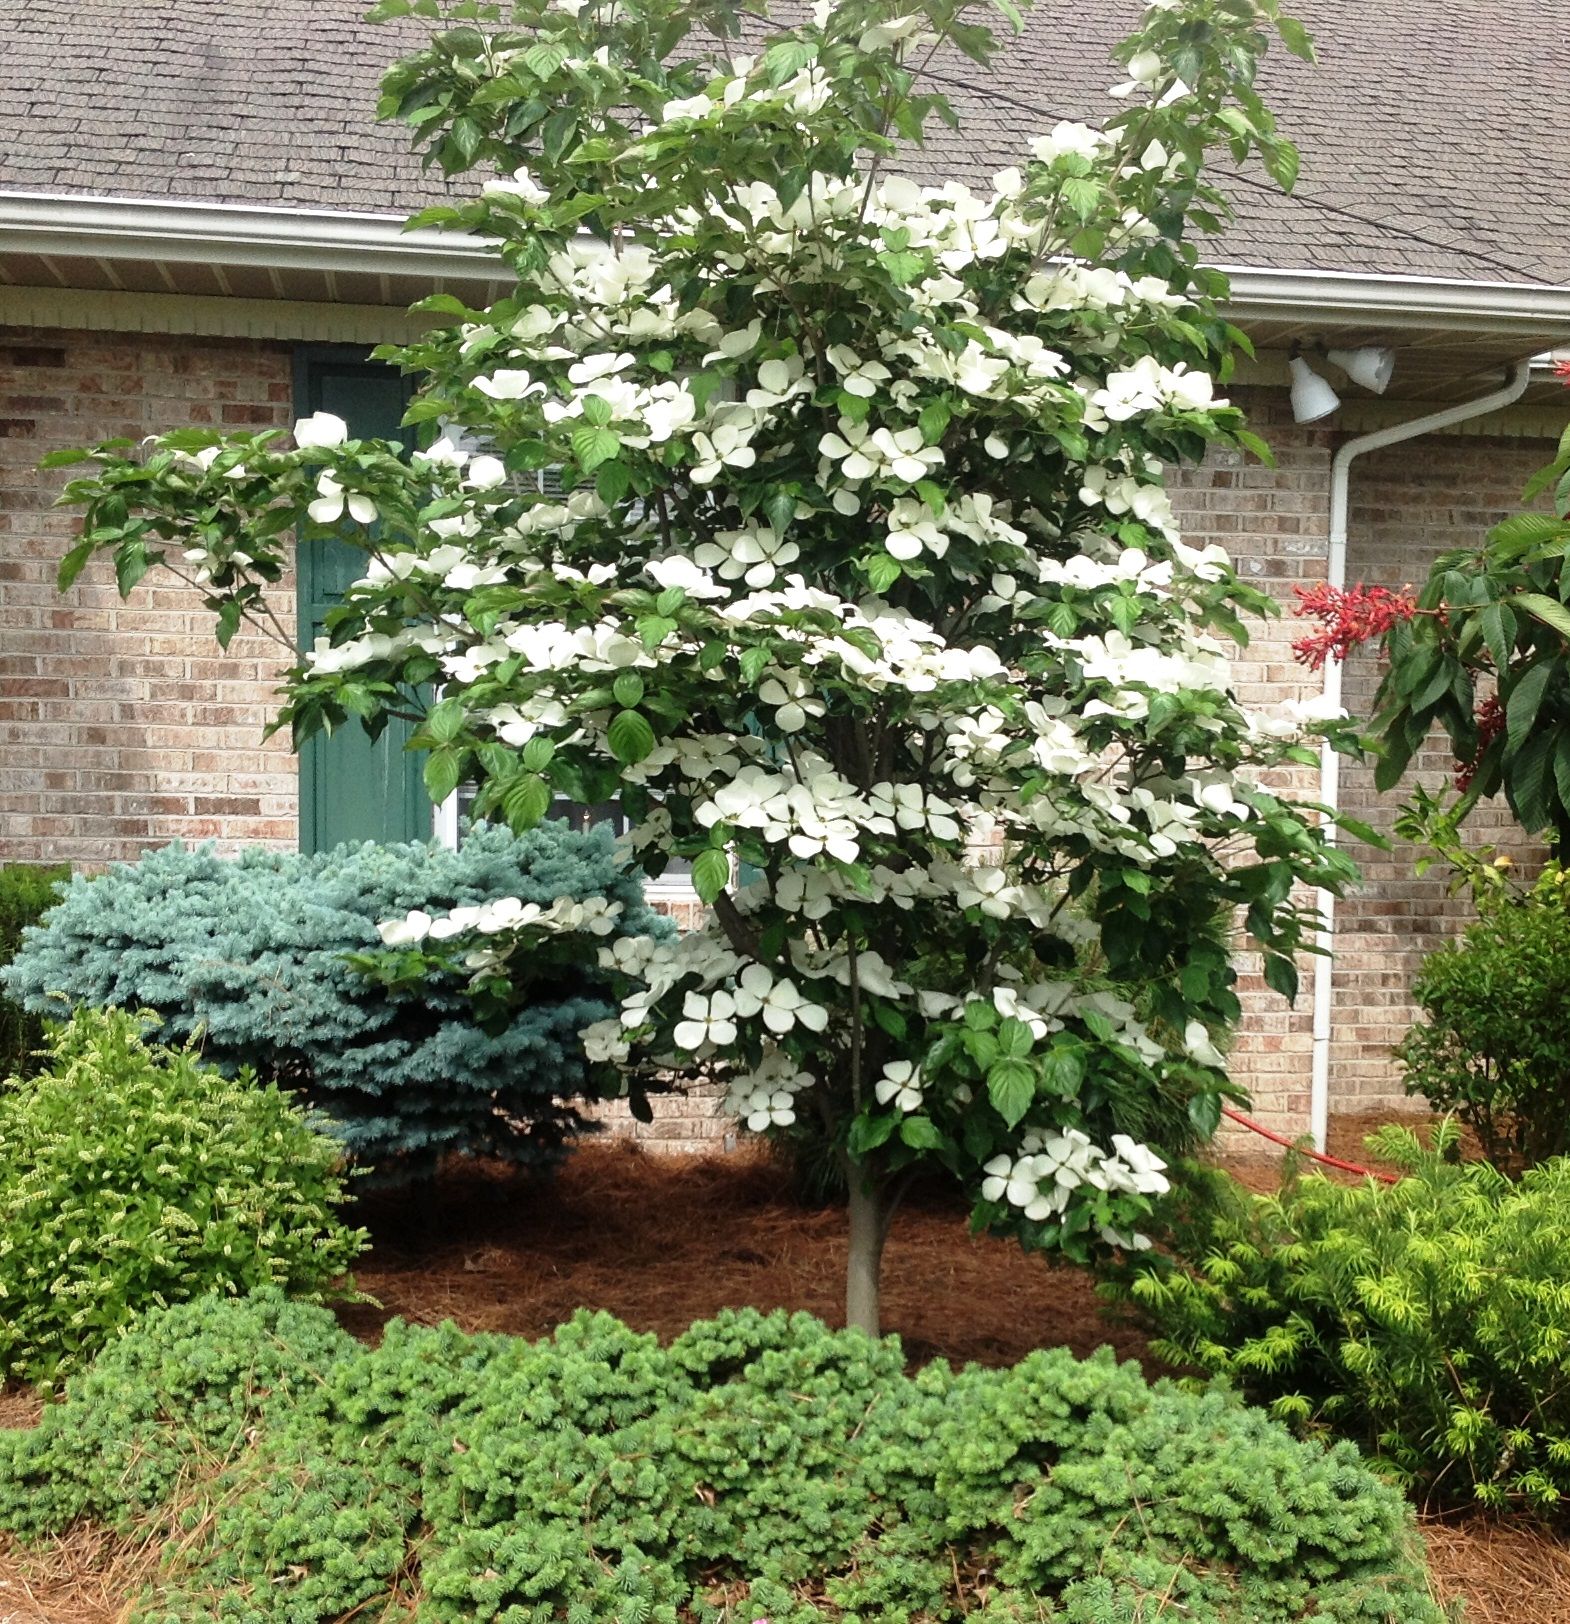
[1480,602,1518,671]
[987,1057,1035,1128]
[502,774,551,831]
[691,849,730,904]
[1188,1091,1223,1137]
[899,1116,943,1151]
[918,401,951,446]
[877,248,925,286]
[1510,728,1555,832]
[848,1113,896,1153]
[1488,512,1570,556]
[1275,14,1316,60]
[57,540,96,591]
[215,599,243,651]
[1507,660,1553,751]
[606,709,656,764]
[963,1000,996,1032]
[1234,429,1275,467]
[424,748,462,805]
[113,543,149,598]
[612,672,645,709]
[1517,592,1570,642]
[765,488,796,537]
[596,459,632,506]
[38,447,95,469]
[865,553,902,592]
[570,425,620,472]
[425,696,465,743]
[995,1017,1034,1059]
[1041,1047,1085,1098]
[1262,953,1299,1002]
[636,615,677,650]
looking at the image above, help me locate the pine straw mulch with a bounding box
[3,1129,1569,1623]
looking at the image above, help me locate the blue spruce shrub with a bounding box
[1,822,669,1174]
[0,1297,1444,1623]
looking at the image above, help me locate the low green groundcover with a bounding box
[0,1293,1441,1622]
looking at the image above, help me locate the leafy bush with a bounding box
[0,1294,1442,1622]
[0,862,69,1079]
[0,1010,364,1386]
[1121,1123,1570,1513]
[1399,864,1570,1167]
[1,822,670,1174]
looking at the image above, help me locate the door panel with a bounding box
[294,352,428,853]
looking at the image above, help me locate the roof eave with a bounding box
[5,191,1570,347]
[1219,264,1570,344]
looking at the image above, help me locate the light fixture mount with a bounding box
[1289,352,1342,425]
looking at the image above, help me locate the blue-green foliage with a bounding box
[2,823,669,1173]
[0,1293,1442,1622]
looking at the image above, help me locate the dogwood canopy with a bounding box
[51,0,1352,1329]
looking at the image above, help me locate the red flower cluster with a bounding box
[1455,694,1505,792]
[1290,581,1417,670]
[1555,356,1570,386]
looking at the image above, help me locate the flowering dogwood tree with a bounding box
[48,0,1351,1332]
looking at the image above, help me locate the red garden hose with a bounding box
[1221,1105,1399,1184]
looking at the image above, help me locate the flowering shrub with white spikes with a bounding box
[49,0,1350,1330]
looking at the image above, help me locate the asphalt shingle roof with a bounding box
[2,0,1567,284]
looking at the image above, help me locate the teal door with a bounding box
[294,349,429,853]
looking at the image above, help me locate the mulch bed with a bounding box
[338,1140,1153,1372]
[3,1127,1567,1622]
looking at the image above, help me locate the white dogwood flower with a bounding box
[874,1060,923,1112]
[293,411,349,449]
[306,472,376,526]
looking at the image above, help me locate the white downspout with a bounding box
[1307,358,1532,1150]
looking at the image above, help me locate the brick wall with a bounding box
[1169,390,1334,1136]
[1,328,1561,1149]
[1331,434,1551,1114]
[1,328,299,867]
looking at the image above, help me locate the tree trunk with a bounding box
[845,1172,890,1337]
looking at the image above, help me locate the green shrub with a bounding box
[0,1009,365,1386]
[1399,864,1570,1167]
[1,822,670,1175]
[1120,1122,1570,1513]
[0,862,69,1079]
[0,1294,1442,1623]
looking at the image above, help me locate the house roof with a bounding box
[1,0,1566,288]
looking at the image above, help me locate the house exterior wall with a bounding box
[1331,433,1550,1115]
[1168,390,1334,1137]
[1,328,299,865]
[0,327,1561,1148]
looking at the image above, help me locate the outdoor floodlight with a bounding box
[1326,345,1397,394]
[1289,354,1342,424]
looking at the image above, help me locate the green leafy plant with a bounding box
[1119,1123,1570,1513]
[0,1009,365,1386]
[0,862,69,1080]
[0,1292,1442,1622]
[1369,407,1570,848]
[1399,863,1570,1167]
[1,822,670,1175]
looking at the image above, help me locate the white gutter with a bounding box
[1307,358,1533,1151]
[0,191,501,282]
[1214,263,1570,338]
[7,192,1570,337]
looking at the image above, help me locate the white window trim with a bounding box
[432,789,699,902]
